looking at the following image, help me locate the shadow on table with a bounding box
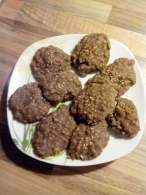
[0,75,112,175]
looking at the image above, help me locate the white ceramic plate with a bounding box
[7,34,146,166]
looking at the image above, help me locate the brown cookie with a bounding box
[71,33,110,76]
[39,71,82,103]
[107,98,140,138]
[104,58,136,95]
[31,46,71,81]
[71,76,117,125]
[9,82,50,123]
[68,121,109,160]
[32,106,76,157]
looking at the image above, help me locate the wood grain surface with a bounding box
[0,0,146,194]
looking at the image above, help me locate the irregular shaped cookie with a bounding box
[9,83,50,123]
[71,76,117,125]
[68,121,109,160]
[71,33,110,76]
[32,106,76,157]
[39,71,82,103]
[31,46,70,81]
[104,58,136,95]
[107,98,140,138]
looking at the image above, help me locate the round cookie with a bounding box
[107,98,140,138]
[9,82,50,123]
[31,46,71,81]
[39,71,82,103]
[71,33,110,77]
[32,106,76,157]
[104,58,136,95]
[68,121,109,160]
[71,76,117,125]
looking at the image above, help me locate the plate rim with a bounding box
[6,34,146,166]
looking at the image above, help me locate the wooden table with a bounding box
[0,0,146,194]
